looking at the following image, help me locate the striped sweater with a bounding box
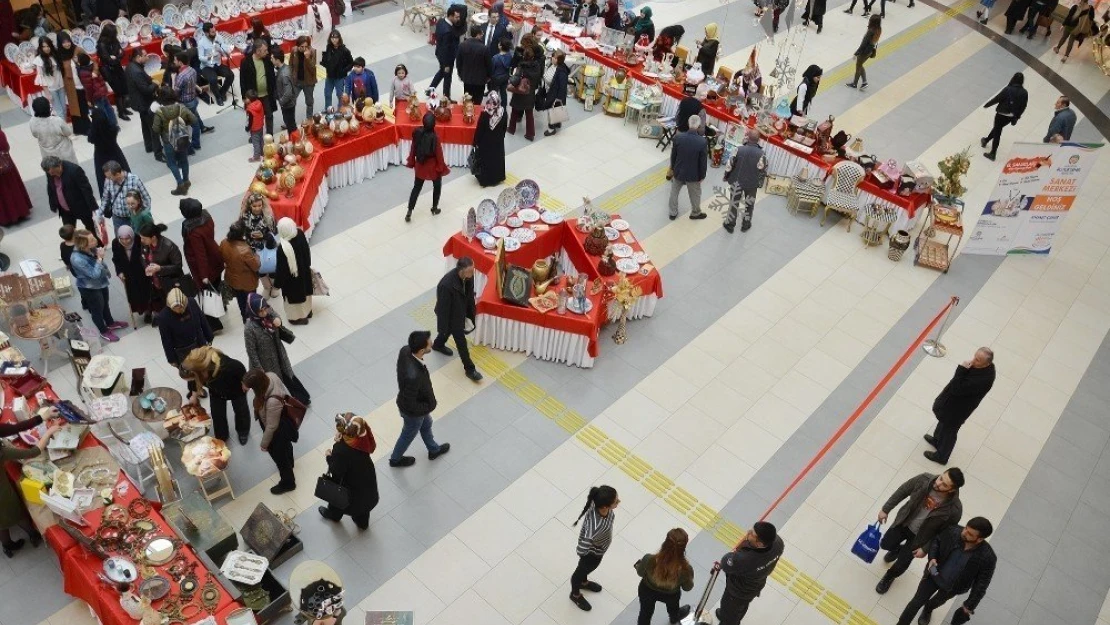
[576,506,615,557]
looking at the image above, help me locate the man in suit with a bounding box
[126,48,161,160]
[456,24,492,105]
[895,518,996,625]
[483,1,511,55]
[432,257,482,382]
[41,157,97,231]
[925,348,996,464]
[668,114,708,221]
[428,7,462,100]
[239,39,277,134]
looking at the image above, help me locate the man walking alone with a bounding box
[390,331,451,467]
[875,469,965,594]
[722,128,767,233]
[668,114,708,221]
[433,257,483,382]
[925,348,995,464]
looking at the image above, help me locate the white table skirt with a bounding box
[304,179,329,238]
[398,138,472,168]
[474,312,596,368]
[325,144,401,189]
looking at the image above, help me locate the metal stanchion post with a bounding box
[922,296,959,358]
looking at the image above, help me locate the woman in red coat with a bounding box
[404,112,450,223]
[179,199,225,331]
[0,122,32,226]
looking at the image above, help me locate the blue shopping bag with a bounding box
[258,247,277,275]
[851,523,883,563]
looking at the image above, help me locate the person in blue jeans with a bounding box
[320,29,353,110]
[390,331,451,468]
[150,87,197,196]
[69,229,129,342]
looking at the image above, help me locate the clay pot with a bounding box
[317,127,336,147]
[249,181,268,194]
[255,168,275,184]
[262,157,278,171]
[262,142,277,158]
[530,259,551,283]
[290,164,305,180]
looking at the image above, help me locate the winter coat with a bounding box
[256,372,291,448]
[725,141,767,192]
[46,161,97,221]
[76,64,109,101]
[275,64,296,109]
[245,321,295,386]
[203,353,248,399]
[435,17,461,67]
[30,115,78,163]
[125,61,157,112]
[927,524,997,611]
[721,536,785,601]
[670,130,708,183]
[151,103,197,142]
[219,239,261,291]
[405,137,450,181]
[696,39,719,76]
[182,211,224,290]
[509,58,543,110]
[70,249,111,290]
[396,346,437,416]
[290,48,317,87]
[156,298,213,365]
[0,441,41,529]
[634,553,695,594]
[320,44,354,80]
[984,84,1028,120]
[325,436,380,515]
[457,37,492,85]
[434,269,475,334]
[239,54,276,101]
[344,69,379,103]
[273,229,313,305]
[111,239,153,312]
[544,63,570,108]
[932,364,995,425]
[142,237,185,285]
[882,473,963,549]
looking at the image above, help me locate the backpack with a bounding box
[166,105,191,155]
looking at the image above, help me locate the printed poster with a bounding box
[964,141,1102,256]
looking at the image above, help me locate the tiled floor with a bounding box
[3,0,1110,624]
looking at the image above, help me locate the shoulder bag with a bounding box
[314,471,350,509]
[311,268,330,296]
[547,99,569,125]
[268,392,307,431]
[468,145,482,176]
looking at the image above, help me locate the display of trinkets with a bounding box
[604,69,630,117]
[584,226,609,256]
[434,97,453,122]
[462,93,475,124]
[598,245,617,276]
[407,93,421,120]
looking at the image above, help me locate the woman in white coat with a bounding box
[29,97,77,163]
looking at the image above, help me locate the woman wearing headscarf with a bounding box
[180,198,225,331]
[87,107,129,198]
[631,7,655,41]
[54,31,90,135]
[30,96,77,163]
[472,92,507,186]
[405,112,450,223]
[111,224,154,323]
[791,65,822,116]
[157,287,213,396]
[696,24,720,76]
[603,0,622,28]
[243,368,298,494]
[273,217,313,325]
[0,422,61,558]
[182,345,252,444]
[244,292,311,404]
[0,121,31,226]
[220,220,261,320]
[139,222,186,315]
[319,412,380,530]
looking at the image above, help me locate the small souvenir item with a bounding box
[407,93,421,121]
[359,97,376,122]
[462,93,475,124]
[585,226,608,255]
[598,246,617,276]
[435,97,453,122]
[465,207,478,241]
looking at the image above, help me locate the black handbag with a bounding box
[468,146,482,176]
[314,473,349,510]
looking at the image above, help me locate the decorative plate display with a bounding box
[476,199,497,229]
[144,54,162,74]
[497,188,520,221]
[604,227,619,241]
[610,219,630,231]
[148,8,161,19]
[616,258,640,274]
[478,233,497,249]
[17,41,34,57]
[80,37,98,54]
[567,297,593,314]
[540,210,563,224]
[115,16,130,31]
[183,8,199,26]
[139,23,153,39]
[151,14,165,26]
[506,216,524,228]
[611,243,634,258]
[632,251,651,264]
[517,208,540,223]
[85,23,101,40]
[515,179,540,208]
[229,2,241,17]
[3,43,17,63]
[167,10,186,29]
[503,237,522,252]
[489,225,510,239]
[510,227,536,243]
[125,23,141,39]
[217,4,231,20]
[465,206,478,239]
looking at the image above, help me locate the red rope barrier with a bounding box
[756,296,959,524]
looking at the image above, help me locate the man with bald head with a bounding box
[925,348,996,464]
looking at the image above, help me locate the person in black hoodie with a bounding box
[717,522,785,625]
[320,29,353,110]
[457,24,492,104]
[432,258,482,381]
[126,49,160,158]
[925,348,996,464]
[980,73,1027,161]
[390,331,451,468]
[895,518,996,625]
[429,8,463,101]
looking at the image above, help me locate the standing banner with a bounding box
[964,141,1103,256]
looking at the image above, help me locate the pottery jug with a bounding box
[530,259,551,283]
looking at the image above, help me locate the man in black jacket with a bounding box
[239,39,277,134]
[428,8,463,100]
[42,157,97,231]
[875,469,965,594]
[925,348,996,464]
[457,24,492,105]
[126,49,160,158]
[717,522,785,624]
[980,72,1028,161]
[668,114,708,220]
[896,518,996,625]
[391,331,451,468]
[433,257,483,382]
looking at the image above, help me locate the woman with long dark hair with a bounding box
[54,32,90,135]
[570,485,620,611]
[634,528,694,624]
[405,112,450,222]
[791,64,822,116]
[139,222,185,315]
[319,412,379,530]
[87,107,129,196]
[111,225,154,323]
[508,45,543,141]
[847,15,882,90]
[243,293,311,404]
[96,23,132,120]
[33,37,65,116]
[243,368,298,494]
[472,91,507,186]
[320,29,353,109]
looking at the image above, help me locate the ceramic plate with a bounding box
[125,23,140,39]
[168,11,186,29]
[152,14,165,26]
[3,43,17,63]
[140,23,153,39]
[144,54,162,74]
[567,297,593,314]
[490,225,510,239]
[148,8,161,19]
[611,219,630,231]
[605,227,619,241]
[503,237,521,252]
[617,258,640,274]
[85,23,101,40]
[476,199,497,229]
[183,9,199,26]
[518,208,540,223]
[497,188,520,221]
[540,210,563,224]
[478,233,496,249]
[515,179,540,208]
[162,35,181,50]
[115,16,130,31]
[17,41,34,57]
[80,37,98,54]
[217,4,231,20]
[632,251,650,264]
[510,227,536,243]
[506,216,524,228]
[611,244,633,258]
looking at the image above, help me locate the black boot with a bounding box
[2,539,25,558]
[875,573,894,594]
[405,209,413,223]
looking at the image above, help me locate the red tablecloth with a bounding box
[395,102,479,145]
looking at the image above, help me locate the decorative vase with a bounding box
[612,308,629,344]
[530,259,551,283]
[584,226,608,256]
[888,229,911,261]
[317,127,336,147]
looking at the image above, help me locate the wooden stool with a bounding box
[198,470,236,503]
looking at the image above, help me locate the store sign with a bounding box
[964,141,1102,256]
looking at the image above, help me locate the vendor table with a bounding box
[442,216,662,367]
[1,381,245,625]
